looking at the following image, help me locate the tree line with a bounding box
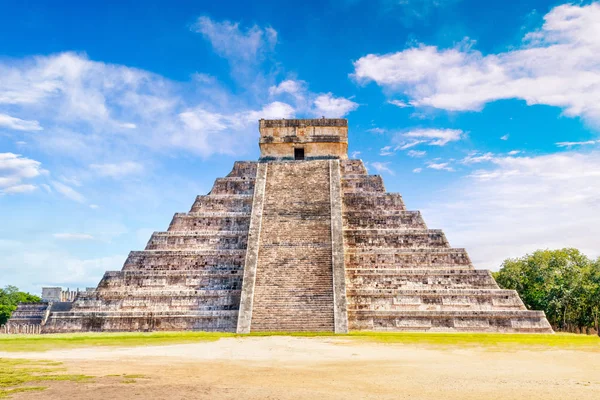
[0,285,41,326]
[494,248,600,335]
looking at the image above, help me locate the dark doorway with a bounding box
[294,148,305,160]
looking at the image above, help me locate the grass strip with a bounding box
[0,331,598,352]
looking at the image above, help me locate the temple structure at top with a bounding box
[258,118,349,160]
[3,118,553,334]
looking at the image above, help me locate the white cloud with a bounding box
[395,128,464,148]
[53,233,95,240]
[350,151,361,158]
[555,140,599,147]
[353,3,600,125]
[423,151,600,269]
[379,146,395,156]
[50,180,85,203]
[0,52,306,159]
[413,167,422,173]
[0,113,42,131]
[426,161,454,171]
[193,16,277,63]
[388,99,411,108]
[2,184,37,194]
[407,150,426,157]
[500,134,510,141]
[0,153,46,194]
[370,161,395,175]
[245,101,295,121]
[90,161,144,178]
[269,80,305,97]
[367,127,386,134]
[461,152,494,164]
[313,93,359,117]
[508,150,521,155]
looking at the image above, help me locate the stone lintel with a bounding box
[259,118,347,128]
[236,163,268,333]
[329,160,349,333]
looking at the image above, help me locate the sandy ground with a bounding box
[2,336,599,399]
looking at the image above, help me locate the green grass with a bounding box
[345,331,600,350]
[0,331,598,353]
[0,358,92,398]
[0,331,234,352]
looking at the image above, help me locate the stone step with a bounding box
[85,289,240,296]
[347,289,526,311]
[190,195,253,213]
[209,177,256,195]
[343,211,426,229]
[344,229,449,249]
[147,230,248,250]
[348,310,553,333]
[43,310,239,333]
[340,159,368,176]
[346,269,498,290]
[343,193,406,211]
[345,248,472,268]
[250,160,336,332]
[226,161,258,178]
[342,175,385,193]
[123,250,246,271]
[165,214,251,233]
[99,272,242,290]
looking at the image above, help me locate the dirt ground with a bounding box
[2,336,599,399]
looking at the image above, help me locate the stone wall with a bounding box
[339,159,553,333]
[42,162,258,333]
[259,118,348,160]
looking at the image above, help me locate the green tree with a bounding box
[0,285,42,325]
[582,258,600,336]
[494,248,596,333]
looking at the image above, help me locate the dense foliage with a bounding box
[0,286,41,326]
[494,249,600,335]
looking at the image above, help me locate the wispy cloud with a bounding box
[407,150,426,158]
[0,113,42,131]
[555,140,599,147]
[0,153,47,194]
[89,162,145,179]
[367,127,386,134]
[461,152,494,164]
[424,151,600,269]
[379,146,395,156]
[370,161,395,175]
[50,180,85,203]
[53,233,95,240]
[394,128,464,149]
[426,161,454,171]
[388,99,411,108]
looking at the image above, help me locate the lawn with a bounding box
[0,358,91,398]
[0,331,599,352]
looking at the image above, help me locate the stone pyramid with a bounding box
[40,118,552,333]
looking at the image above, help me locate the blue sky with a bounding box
[1,0,599,293]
